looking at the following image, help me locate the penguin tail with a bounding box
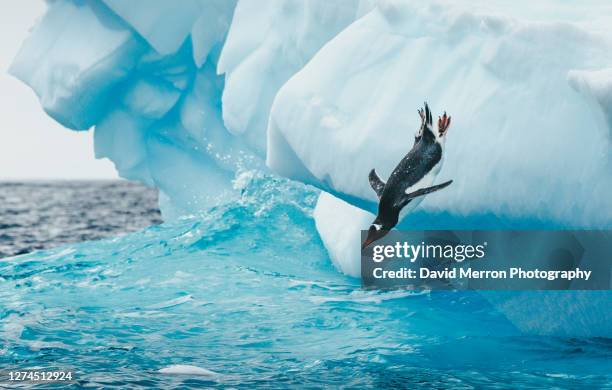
[424,102,433,126]
[418,102,433,127]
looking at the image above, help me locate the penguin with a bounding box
[362,102,452,250]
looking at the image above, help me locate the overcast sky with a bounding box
[0,1,117,180]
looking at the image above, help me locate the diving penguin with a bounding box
[362,102,452,249]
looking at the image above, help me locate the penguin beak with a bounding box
[361,227,389,250]
[361,236,375,250]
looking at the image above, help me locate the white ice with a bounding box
[218,0,374,154]
[158,364,219,377]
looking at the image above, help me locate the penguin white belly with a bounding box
[398,159,443,223]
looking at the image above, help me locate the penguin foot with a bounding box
[438,111,451,137]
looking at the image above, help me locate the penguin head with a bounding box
[362,220,391,250]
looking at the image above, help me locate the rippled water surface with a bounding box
[0,176,610,388]
[0,181,161,258]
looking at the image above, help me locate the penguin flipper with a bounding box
[368,169,386,198]
[395,180,453,210]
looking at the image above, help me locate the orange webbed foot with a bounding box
[438,111,451,137]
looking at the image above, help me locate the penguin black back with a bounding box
[380,129,442,219]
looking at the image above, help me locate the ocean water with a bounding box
[0,175,610,388]
[0,181,162,258]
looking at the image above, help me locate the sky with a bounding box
[0,1,117,180]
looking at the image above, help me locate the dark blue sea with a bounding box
[0,179,610,388]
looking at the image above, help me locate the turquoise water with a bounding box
[1,175,610,388]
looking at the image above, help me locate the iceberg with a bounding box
[269,2,612,220]
[9,0,612,336]
[11,0,612,247]
[10,0,371,217]
[267,1,612,273]
[101,0,204,55]
[218,0,374,154]
[314,192,373,278]
[9,0,147,130]
[11,0,243,217]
